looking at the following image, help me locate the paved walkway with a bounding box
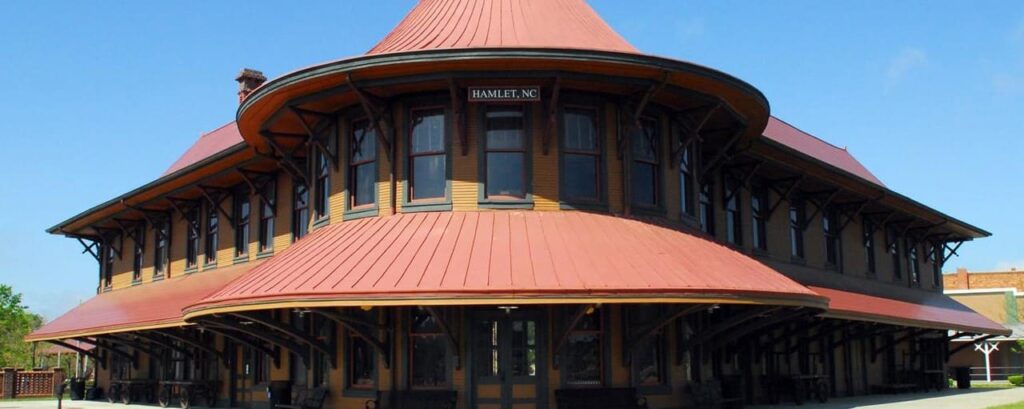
[3,389,1024,409]
[749,387,1024,409]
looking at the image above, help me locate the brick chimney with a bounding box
[956,267,970,289]
[235,68,266,103]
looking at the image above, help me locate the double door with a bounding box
[471,309,546,409]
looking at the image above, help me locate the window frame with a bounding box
[788,197,805,261]
[185,206,200,270]
[313,148,331,224]
[679,145,696,219]
[153,218,170,279]
[863,217,877,277]
[257,179,276,256]
[888,226,902,280]
[698,179,715,236]
[823,207,841,271]
[750,183,768,252]
[624,306,670,394]
[292,180,310,242]
[346,116,379,220]
[723,175,742,246]
[907,239,921,287]
[629,116,663,213]
[558,98,607,210]
[342,309,380,397]
[479,103,533,209]
[404,101,453,211]
[559,305,609,388]
[132,223,145,283]
[233,187,251,261]
[406,307,453,390]
[204,204,219,267]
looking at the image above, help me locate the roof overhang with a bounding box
[237,48,771,149]
[26,261,261,342]
[811,286,1010,336]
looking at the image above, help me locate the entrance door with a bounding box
[471,309,546,409]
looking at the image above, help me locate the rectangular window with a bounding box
[823,208,840,268]
[347,310,377,390]
[234,189,250,257]
[204,206,219,265]
[409,307,449,389]
[185,207,200,269]
[103,239,115,288]
[751,185,768,251]
[561,107,601,203]
[564,307,603,386]
[789,199,805,259]
[630,118,659,207]
[679,147,694,217]
[699,181,715,235]
[907,240,920,286]
[243,346,268,384]
[930,244,941,287]
[154,220,169,277]
[888,227,902,279]
[293,182,309,241]
[258,181,276,253]
[484,105,527,200]
[863,218,876,276]
[132,223,144,282]
[627,306,666,389]
[314,151,331,220]
[312,315,334,386]
[409,108,447,201]
[350,119,377,209]
[723,177,741,245]
[290,312,309,387]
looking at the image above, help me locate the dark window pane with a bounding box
[486,107,525,149]
[486,152,525,198]
[354,164,376,207]
[293,183,309,240]
[680,148,694,216]
[411,335,448,387]
[475,320,500,377]
[631,163,657,206]
[634,337,662,386]
[563,155,598,200]
[349,336,374,388]
[511,320,537,377]
[563,109,598,152]
[353,124,376,163]
[410,110,445,154]
[412,155,446,199]
[565,333,601,385]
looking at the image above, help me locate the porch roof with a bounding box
[183,211,827,318]
[26,261,261,342]
[811,286,1011,336]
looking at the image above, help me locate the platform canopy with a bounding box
[183,211,828,318]
[26,261,261,342]
[811,286,1011,336]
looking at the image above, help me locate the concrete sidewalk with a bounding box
[749,387,1024,409]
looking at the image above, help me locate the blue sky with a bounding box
[0,1,1021,320]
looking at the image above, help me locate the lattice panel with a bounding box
[14,372,55,397]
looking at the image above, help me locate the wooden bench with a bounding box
[277,386,329,409]
[555,387,648,409]
[364,390,457,409]
[689,380,743,409]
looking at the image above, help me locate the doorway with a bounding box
[470,308,547,409]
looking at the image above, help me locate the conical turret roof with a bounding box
[367,0,638,55]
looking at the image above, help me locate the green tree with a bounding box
[0,284,44,368]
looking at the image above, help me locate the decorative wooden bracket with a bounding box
[941,240,964,267]
[312,309,392,369]
[699,127,745,178]
[290,106,338,171]
[448,79,468,156]
[623,304,705,365]
[232,312,336,369]
[947,334,997,360]
[683,307,779,352]
[836,200,871,234]
[348,73,395,160]
[721,161,765,204]
[198,316,309,367]
[197,185,235,226]
[709,308,810,353]
[47,340,104,368]
[259,131,310,185]
[75,236,101,262]
[103,334,167,362]
[76,338,137,369]
[863,210,897,238]
[91,226,123,260]
[671,104,720,168]
[193,325,280,368]
[765,175,804,218]
[236,169,277,216]
[801,189,840,232]
[146,330,227,368]
[552,304,594,369]
[165,197,200,222]
[543,76,561,155]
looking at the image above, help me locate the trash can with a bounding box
[69,378,86,400]
[954,367,971,389]
[267,381,292,409]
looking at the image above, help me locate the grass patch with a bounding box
[986,402,1024,409]
[975,382,1015,389]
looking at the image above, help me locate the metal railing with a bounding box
[969,366,1024,381]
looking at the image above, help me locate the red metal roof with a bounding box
[367,0,638,56]
[185,211,825,316]
[811,286,1010,336]
[26,262,260,342]
[763,117,885,186]
[162,122,244,176]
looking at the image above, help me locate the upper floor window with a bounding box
[185,207,200,269]
[789,199,805,259]
[314,151,330,220]
[154,220,169,277]
[561,107,601,203]
[823,208,840,268]
[863,218,876,276]
[699,181,714,235]
[751,184,768,251]
[103,238,115,288]
[929,243,941,287]
[234,188,250,257]
[258,180,276,253]
[409,108,447,201]
[907,240,920,286]
[888,227,902,279]
[484,105,527,200]
[293,181,309,241]
[350,119,377,209]
[679,147,695,217]
[204,206,219,265]
[630,118,659,208]
[409,307,450,389]
[724,177,742,245]
[132,223,144,282]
